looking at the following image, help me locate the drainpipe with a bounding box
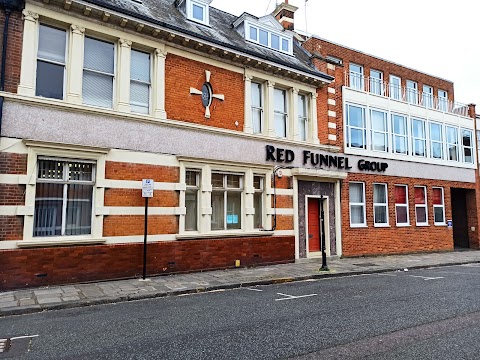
[0,0,24,137]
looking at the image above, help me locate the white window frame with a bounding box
[429,122,444,160]
[346,103,366,149]
[349,63,364,90]
[187,0,209,25]
[36,23,68,100]
[274,87,288,138]
[411,118,426,158]
[251,82,264,134]
[370,108,388,152]
[369,69,383,95]
[349,182,366,227]
[211,172,244,231]
[389,75,402,100]
[446,125,459,162]
[130,48,152,114]
[433,187,446,225]
[253,175,265,229]
[438,89,448,111]
[184,169,201,232]
[82,36,116,109]
[298,93,308,141]
[392,113,408,155]
[395,184,410,226]
[461,129,474,164]
[373,183,389,227]
[406,80,418,105]
[423,85,433,108]
[414,186,428,226]
[245,21,292,55]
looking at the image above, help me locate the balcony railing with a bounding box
[345,71,470,117]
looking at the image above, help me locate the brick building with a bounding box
[0,0,477,289]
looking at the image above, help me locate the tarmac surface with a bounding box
[1,249,480,317]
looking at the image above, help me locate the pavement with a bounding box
[1,249,480,317]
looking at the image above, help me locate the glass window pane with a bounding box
[349,183,363,203]
[434,207,444,223]
[84,37,114,74]
[373,184,386,203]
[226,192,241,229]
[396,206,408,224]
[38,25,66,63]
[271,34,280,50]
[416,207,427,223]
[447,127,458,144]
[131,50,150,82]
[432,143,443,159]
[412,119,425,137]
[433,188,443,205]
[430,123,442,141]
[348,105,364,128]
[371,110,386,131]
[83,71,113,108]
[185,189,197,231]
[212,173,224,188]
[68,162,93,181]
[464,148,473,163]
[274,89,286,112]
[185,171,198,186]
[281,38,289,52]
[415,187,426,204]
[254,192,263,229]
[211,191,224,230]
[65,184,93,235]
[374,206,387,224]
[251,83,262,107]
[33,183,64,237]
[192,3,204,21]
[462,130,472,147]
[130,81,149,113]
[274,113,286,138]
[350,205,364,224]
[250,26,258,41]
[227,175,240,188]
[350,128,365,148]
[395,186,407,204]
[298,95,306,117]
[252,109,262,134]
[253,176,262,190]
[38,160,64,180]
[36,61,64,100]
[259,29,268,46]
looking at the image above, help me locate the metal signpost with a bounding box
[319,195,329,271]
[141,179,154,280]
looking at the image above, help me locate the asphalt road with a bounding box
[2,264,480,359]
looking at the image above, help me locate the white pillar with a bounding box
[153,48,167,120]
[244,169,254,230]
[66,25,85,104]
[266,80,276,137]
[17,10,39,96]
[116,39,132,113]
[291,88,299,141]
[200,165,212,233]
[243,75,253,134]
[334,180,342,257]
[310,92,320,144]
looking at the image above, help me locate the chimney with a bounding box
[272,1,298,31]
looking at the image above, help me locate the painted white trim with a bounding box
[328,122,337,129]
[305,195,330,258]
[328,110,336,117]
[107,149,179,166]
[328,99,336,106]
[0,206,33,216]
[293,176,300,259]
[266,188,294,196]
[328,87,336,94]
[17,238,106,248]
[334,180,342,257]
[275,230,295,236]
[0,138,28,153]
[328,134,337,141]
[266,208,294,215]
[105,234,176,243]
[99,179,182,191]
[0,174,29,185]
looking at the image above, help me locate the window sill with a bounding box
[396,224,411,227]
[416,224,430,227]
[434,223,447,227]
[350,225,368,228]
[374,224,390,228]
[17,238,106,248]
[176,230,274,240]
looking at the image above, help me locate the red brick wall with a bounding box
[165,54,244,130]
[105,161,179,182]
[104,189,178,207]
[0,236,295,290]
[103,215,178,236]
[304,38,455,101]
[0,216,23,241]
[0,153,27,174]
[342,173,476,256]
[0,10,23,93]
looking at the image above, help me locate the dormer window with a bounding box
[187,0,211,25]
[246,21,291,54]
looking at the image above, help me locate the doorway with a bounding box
[307,197,329,256]
[451,188,469,248]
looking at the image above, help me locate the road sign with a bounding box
[142,179,154,198]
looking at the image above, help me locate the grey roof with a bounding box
[83,0,333,81]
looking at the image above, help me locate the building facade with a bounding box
[0,0,477,290]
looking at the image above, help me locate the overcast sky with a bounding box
[211,0,479,110]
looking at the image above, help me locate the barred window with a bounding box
[34,159,95,237]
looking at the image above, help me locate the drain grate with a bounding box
[352,263,378,267]
[0,339,10,353]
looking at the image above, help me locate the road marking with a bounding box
[9,335,39,340]
[274,292,317,301]
[245,288,263,292]
[409,275,444,281]
[461,263,480,267]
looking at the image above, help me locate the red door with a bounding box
[307,198,320,252]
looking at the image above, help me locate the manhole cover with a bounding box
[352,263,378,267]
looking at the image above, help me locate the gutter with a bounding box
[0,0,24,137]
